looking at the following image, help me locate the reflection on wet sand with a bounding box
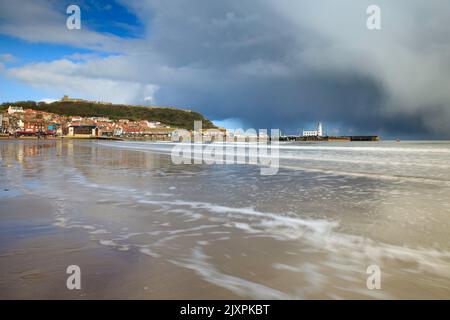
[1,139,450,299]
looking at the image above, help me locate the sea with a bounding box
[1,139,449,299]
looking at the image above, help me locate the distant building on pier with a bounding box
[302,121,323,137]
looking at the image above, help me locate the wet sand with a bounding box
[0,195,240,299]
[1,139,450,299]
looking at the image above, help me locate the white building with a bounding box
[8,106,24,114]
[71,116,83,122]
[113,127,123,136]
[302,122,323,137]
[147,121,161,128]
[90,117,111,122]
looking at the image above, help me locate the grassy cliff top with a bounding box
[1,100,216,130]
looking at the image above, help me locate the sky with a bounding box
[1,0,450,138]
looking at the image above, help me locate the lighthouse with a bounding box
[302,121,324,137]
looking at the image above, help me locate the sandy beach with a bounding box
[1,139,450,299]
[0,194,248,300]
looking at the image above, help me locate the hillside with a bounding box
[1,100,216,130]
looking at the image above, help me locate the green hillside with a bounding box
[1,100,216,130]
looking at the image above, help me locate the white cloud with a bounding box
[39,98,58,104]
[7,58,159,105]
[0,0,131,52]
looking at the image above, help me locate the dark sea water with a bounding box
[1,139,450,299]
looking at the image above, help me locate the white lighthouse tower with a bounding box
[317,121,323,137]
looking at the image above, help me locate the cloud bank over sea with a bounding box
[1,0,450,138]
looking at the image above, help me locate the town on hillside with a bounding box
[0,103,232,142]
[0,104,177,140]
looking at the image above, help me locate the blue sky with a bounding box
[1,0,450,137]
[0,34,92,102]
[0,0,142,101]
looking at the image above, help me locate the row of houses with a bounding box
[1,106,174,139]
[2,107,59,136]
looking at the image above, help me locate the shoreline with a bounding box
[0,135,124,141]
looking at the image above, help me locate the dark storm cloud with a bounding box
[119,0,450,138]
